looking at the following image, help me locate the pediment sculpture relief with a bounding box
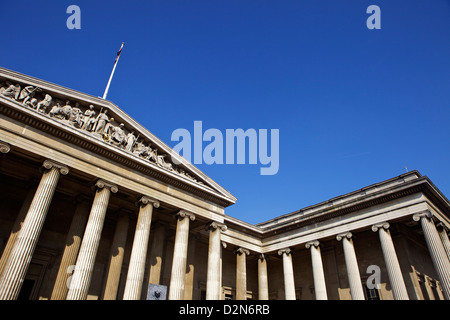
[0,80,205,186]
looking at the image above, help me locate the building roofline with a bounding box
[255,171,450,233]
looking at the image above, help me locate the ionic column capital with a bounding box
[221,241,227,249]
[336,232,353,241]
[305,240,320,249]
[205,221,227,232]
[372,222,390,232]
[278,247,293,256]
[258,253,267,261]
[94,179,118,193]
[234,247,250,256]
[42,159,69,175]
[137,196,160,208]
[176,210,196,221]
[0,141,11,154]
[412,211,433,222]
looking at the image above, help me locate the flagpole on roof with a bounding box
[102,42,124,100]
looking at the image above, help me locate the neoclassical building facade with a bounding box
[0,67,449,300]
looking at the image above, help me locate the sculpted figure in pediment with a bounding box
[69,103,83,127]
[18,86,41,105]
[156,154,173,170]
[110,123,126,147]
[49,102,63,119]
[148,148,158,163]
[133,140,151,159]
[93,109,109,134]
[1,82,21,99]
[36,94,52,113]
[102,117,115,142]
[24,98,38,109]
[81,105,96,131]
[178,168,198,182]
[60,101,73,120]
[124,130,137,152]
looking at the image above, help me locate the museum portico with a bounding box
[0,67,449,300]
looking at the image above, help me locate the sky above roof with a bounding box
[1,0,449,224]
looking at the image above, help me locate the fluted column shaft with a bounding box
[51,200,90,300]
[235,248,249,300]
[0,160,68,300]
[103,214,130,300]
[219,241,226,299]
[336,232,365,300]
[168,210,195,300]
[436,223,450,261]
[123,197,159,300]
[66,180,117,300]
[278,248,296,300]
[257,254,269,300]
[306,241,328,300]
[206,222,226,300]
[372,222,409,300]
[414,213,450,300]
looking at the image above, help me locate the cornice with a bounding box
[257,177,447,235]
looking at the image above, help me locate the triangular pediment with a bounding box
[0,67,236,206]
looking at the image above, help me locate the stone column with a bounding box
[372,222,409,300]
[0,140,11,263]
[50,199,90,300]
[235,247,249,300]
[413,212,450,300]
[168,210,195,300]
[206,221,227,300]
[123,196,159,300]
[278,248,296,300]
[0,185,36,277]
[336,232,365,300]
[436,222,450,261]
[257,254,269,300]
[102,213,130,300]
[305,240,328,300]
[66,180,118,300]
[0,160,68,300]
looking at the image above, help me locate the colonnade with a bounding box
[275,217,450,300]
[0,148,449,300]
[0,155,228,300]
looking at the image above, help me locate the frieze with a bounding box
[0,80,206,187]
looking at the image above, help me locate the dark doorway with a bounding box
[17,279,35,300]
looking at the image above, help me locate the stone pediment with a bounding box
[0,67,236,206]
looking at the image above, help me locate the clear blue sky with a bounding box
[1,1,449,224]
